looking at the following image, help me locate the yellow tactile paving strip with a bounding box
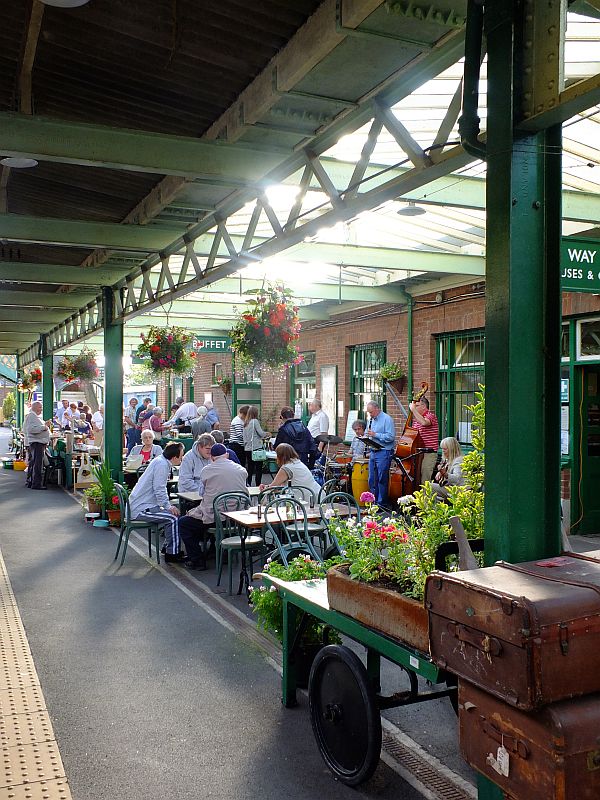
[0,552,72,800]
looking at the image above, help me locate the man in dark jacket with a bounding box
[273,407,317,466]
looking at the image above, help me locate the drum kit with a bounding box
[314,433,351,489]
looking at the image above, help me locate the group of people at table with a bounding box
[21,392,465,564]
[122,396,465,569]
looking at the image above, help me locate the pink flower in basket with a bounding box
[360,491,376,504]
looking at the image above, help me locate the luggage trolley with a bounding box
[260,573,458,786]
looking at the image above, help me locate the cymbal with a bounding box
[316,433,344,445]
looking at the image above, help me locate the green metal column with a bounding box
[480,3,563,798]
[188,376,194,403]
[103,287,124,481]
[15,354,23,428]
[484,0,562,566]
[41,337,53,421]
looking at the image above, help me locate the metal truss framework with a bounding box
[15,19,600,365]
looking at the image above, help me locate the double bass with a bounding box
[388,382,429,500]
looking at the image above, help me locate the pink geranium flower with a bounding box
[360,491,376,503]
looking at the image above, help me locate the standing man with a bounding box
[123,397,139,453]
[204,400,220,430]
[91,404,104,452]
[23,401,51,490]
[228,405,248,465]
[173,399,198,431]
[55,398,70,427]
[274,406,316,467]
[307,399,329,468]
[365,400,396,506]
[136,397,152,424]
[409,395,439,484]
[128,441,184,562]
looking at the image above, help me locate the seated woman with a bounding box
[431,436,464,500]
[124,430,163,489]
[260,443,321,502]
[350,418,367,463]
[75,417,92,437]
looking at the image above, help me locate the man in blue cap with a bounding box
[178,443,248,569]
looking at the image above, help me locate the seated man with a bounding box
[212,430,240,464]
[179,443,248,569]
[128,441,185,562]
[204,400,220,430]
[190,406,211,438]
[177,433,214,493]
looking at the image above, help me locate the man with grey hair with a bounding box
[365,399,396,506]
[191,405,211,438]
[23,401,51,489]
[178,433,215,493]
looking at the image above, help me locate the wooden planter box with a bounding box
[327,564,429,653]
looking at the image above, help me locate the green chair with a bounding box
[285,485,325,549]
[319,491,361,558]
[213,492,262,595]
[113,483,164,566]
[263,496,322,566]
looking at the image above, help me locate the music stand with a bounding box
[354,435,384,451]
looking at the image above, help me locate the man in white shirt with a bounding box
[307,399,329,439]
[175,401,198,427]
[56,399,70,427]
[23,401,51,489]
[92,405,104,452]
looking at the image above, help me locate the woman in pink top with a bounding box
[142,407,169,441]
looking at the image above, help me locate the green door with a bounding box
[578,365,600,535]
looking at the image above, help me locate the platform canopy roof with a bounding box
[0,0,599,361]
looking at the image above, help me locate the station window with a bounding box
[577,317,600,360]
[349,342,386,419]
[436,331,485,445]
[212,363,224,385]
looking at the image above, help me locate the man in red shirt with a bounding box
[409,396,439,485]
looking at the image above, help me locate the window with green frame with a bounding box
[349,342,386,419]
[436,330,484,445]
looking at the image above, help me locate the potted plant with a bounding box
[91,461,121,525]
[56,347,99,382]
[251,555,341,687]
[230,283,303,371]
[378,360,406,393]
[82,483,103,514]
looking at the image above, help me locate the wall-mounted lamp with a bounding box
[397,202,426,217]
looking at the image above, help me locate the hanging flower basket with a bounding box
[56,347,99,382]
[230,283,303,371]
[135,326,197,377]
[215,375,232,396]
[18,367,42,392]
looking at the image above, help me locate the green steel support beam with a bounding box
[0,262,130,285]
[0,290,97,309]
[0,112,287,182]
[103,288,124,482]
[41,338,53,422]
[0,214,183,251]
[181,279,412,304]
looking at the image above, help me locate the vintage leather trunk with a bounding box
[425,555,600,709]
[459,681,600,800]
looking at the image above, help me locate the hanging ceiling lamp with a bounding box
[397,201,427,217]
[0,157,38,168]
[39,0,91,7]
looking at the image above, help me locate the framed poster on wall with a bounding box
[320,365,337,435]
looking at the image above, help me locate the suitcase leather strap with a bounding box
[481,720,529,760]
[447,622,503,657]
[499,560,600,599]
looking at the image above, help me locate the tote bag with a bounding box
[250,424,267,462]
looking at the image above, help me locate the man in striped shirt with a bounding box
[409,396,439,485]
[228,405,248,466]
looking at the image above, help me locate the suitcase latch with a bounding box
[559,623,569,655]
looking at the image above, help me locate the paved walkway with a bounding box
[0,432,425,800]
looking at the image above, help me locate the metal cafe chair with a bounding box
[213,492,262,595]
[263,496,322,566]
[113,483,163,566]
[318,491,361,559]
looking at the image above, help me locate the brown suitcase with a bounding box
[425,554,600,709]
[459,681,600,800]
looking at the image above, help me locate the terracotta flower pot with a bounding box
[326,564,429,653]
[106,509,121,526]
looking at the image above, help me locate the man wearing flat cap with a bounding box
[178,443,248,569]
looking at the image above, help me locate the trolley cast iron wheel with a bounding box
[308,644,381,786]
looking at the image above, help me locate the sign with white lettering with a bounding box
[561,238,600,293]
[191,336,231,352]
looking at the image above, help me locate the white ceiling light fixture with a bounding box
[397,201,427,217]
[39,0,90,7]
[0,157,38,168]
